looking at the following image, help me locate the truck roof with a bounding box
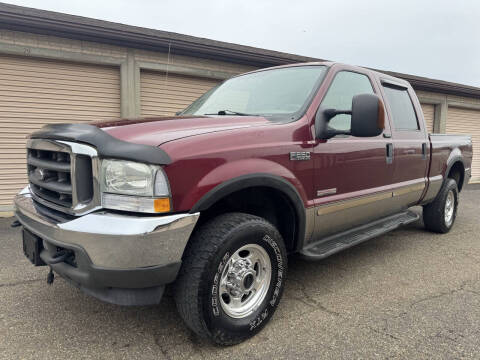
[238,61,412,88]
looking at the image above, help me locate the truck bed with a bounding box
[429,133,473,186]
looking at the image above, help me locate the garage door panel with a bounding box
[0,114,105,121]
[141,97,206,107]
[447,107,480,182]
[0,68,118,81]
[0,75,119,89]
[141,88,214,99]
[0,102,119,112]
[0,79,120,94]
[141,76,218,87]
[0,55,120,206]
[0,56,118,71]
[421,103,435,133]
[0,91,119,103]
[141,71,219,116]
[0,64,120,79]
[141,81,217,92]
[0,174,29,181]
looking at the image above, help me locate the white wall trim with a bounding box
[0,41,126,65]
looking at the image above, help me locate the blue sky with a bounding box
[4,0,480,87]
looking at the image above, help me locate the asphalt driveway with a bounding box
[1,184,480,359]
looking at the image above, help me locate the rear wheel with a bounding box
[174,213,287,345]
[423,178,458,233]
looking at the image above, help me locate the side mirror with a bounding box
[350,93,385,137]
[315,93,385,139]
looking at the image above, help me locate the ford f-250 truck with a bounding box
[14,62,472,345]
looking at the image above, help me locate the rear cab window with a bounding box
[382,85,419,131]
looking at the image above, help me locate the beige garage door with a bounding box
[141,71,220,116]
[0,55,120,207]
[421,103,435,133]
[446,107,480,182]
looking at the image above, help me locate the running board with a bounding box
[300,211,419,260]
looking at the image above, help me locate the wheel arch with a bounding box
[445,155,466,192]
[190,173,306,253]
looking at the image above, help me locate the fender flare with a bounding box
[190,173,306,251]
[445,155,466,189]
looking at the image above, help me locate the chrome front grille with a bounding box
[26,139,100,216]
[27,148,73,207]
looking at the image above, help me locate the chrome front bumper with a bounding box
[14,189,199,305]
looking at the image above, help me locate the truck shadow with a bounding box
[47,217,432,352]
[8,212,462,358]
[5,189,478,357]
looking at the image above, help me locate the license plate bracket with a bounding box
[22,229,46,266]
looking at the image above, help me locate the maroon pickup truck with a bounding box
[15,62,472,345]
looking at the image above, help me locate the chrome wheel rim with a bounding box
[219,244,272,319]
[445,190,455,227]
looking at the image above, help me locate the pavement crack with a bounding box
[409,281,469,308]
[289,276,341,316]
[465,288,480,297]
[409,291,453,307]
[154,336,172,360]
[365,323,401,341]
[0,278,43,288]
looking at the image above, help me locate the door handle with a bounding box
[422,143,427,160]
[386,143,394,164]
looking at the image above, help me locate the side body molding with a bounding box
[190,173,307,252]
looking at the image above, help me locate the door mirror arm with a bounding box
[315,107,352,139]
[315,93,385,140]
[323,128,352,139]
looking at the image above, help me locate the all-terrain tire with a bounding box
[423,178,459,233]
[174,212,287,345]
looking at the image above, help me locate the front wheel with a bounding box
[423,178,459,233]
[174,213,287,345]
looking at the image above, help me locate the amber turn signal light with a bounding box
[154,197,171,213]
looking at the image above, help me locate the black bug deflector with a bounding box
[30,123,171,165]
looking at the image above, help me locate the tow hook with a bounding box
[46,249,74,285]
[49,249,73,264]
[10,220,21,228]
[47,267,54,285]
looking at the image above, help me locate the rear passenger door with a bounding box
[380,81,429,209]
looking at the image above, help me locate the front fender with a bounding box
[180,158,309,211]
[188,166,307,252]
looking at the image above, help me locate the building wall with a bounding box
[0,29,256,119]
[0,29,478,210]
[0,30,257,210]
[0,55,121,207]
[416,90,480,182]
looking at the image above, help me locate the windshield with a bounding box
[181,65,327,122]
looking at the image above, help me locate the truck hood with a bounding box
[95,115,271,147]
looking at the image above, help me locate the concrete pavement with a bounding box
[1,185,480,359]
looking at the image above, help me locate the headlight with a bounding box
[101,159,171,213]
[102,160,155,196]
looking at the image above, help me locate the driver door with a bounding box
[311,68,395,243]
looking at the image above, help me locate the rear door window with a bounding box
[382,86,419,131]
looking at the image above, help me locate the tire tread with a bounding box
[423,178,458,233]
[174,212,283,345]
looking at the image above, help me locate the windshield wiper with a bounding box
[204,109,256,116]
